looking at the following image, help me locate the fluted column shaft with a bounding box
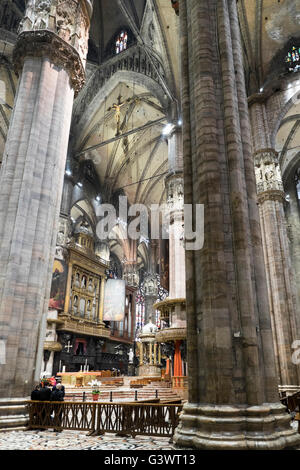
[0,1,91,399]
[285,179,300,329]
[174,0,299,449]
[249,100,300,386]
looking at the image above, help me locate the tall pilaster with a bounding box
[174,0,300,449]
[0,0,92,426]
[249,96,300,387]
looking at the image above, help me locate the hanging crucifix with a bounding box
[108,94,132,137]
[112,94,126,137]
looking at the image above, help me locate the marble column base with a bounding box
[138,365,161,377]
[0,398,29,431]
[173,402,300,449]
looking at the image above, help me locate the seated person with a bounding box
[52,381,65,398]
[50,383,64,402]
[38,381,52,401]
[31,385,41,401]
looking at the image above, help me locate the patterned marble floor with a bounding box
[0,429,180,450]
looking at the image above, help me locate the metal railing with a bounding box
[27,401,183,437]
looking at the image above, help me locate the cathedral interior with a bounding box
[0,0,300,451]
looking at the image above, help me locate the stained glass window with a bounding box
[285,46,300,72]
[115,31,128,55]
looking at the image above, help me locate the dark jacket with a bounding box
[50,389,64,402]
[52,385,65,397]
[38,386,52,401]
[31,389,40,401]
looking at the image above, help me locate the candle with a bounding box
[62,365,66,373]
[59,360,62,372]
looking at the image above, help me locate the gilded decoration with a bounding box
[43,341,63,352]
[57,244,108,338]
[69,264,101,321]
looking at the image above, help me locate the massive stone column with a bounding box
[155,128,187,366]
[0,0,92,428]
[249,95,300,387]
[285,176,300,324]
[174,0,300,449]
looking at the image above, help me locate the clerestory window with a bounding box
[115,30,128,55]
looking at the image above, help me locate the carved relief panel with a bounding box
[254,149,284,194]
[20,0,90,65]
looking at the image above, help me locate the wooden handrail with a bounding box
[26,401,182,437]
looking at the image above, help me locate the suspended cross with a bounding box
[108,94,132,137]
[112,94,126,136]
[65,341,73,353]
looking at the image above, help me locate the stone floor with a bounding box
[0,429,180,450]
[0,424,298,451]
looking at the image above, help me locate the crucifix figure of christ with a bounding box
[109,94,133,137]
[112,94,126,136]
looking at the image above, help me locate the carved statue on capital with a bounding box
[166,175,184,213]
[14,0,92,95]
[254,149,284,196]
[55,217,72,260]
[143,273,159,297]
[123,263,139,288]
[20,0,90,63]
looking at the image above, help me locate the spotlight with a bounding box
[162,123,174,136]
[78,182,83,188]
